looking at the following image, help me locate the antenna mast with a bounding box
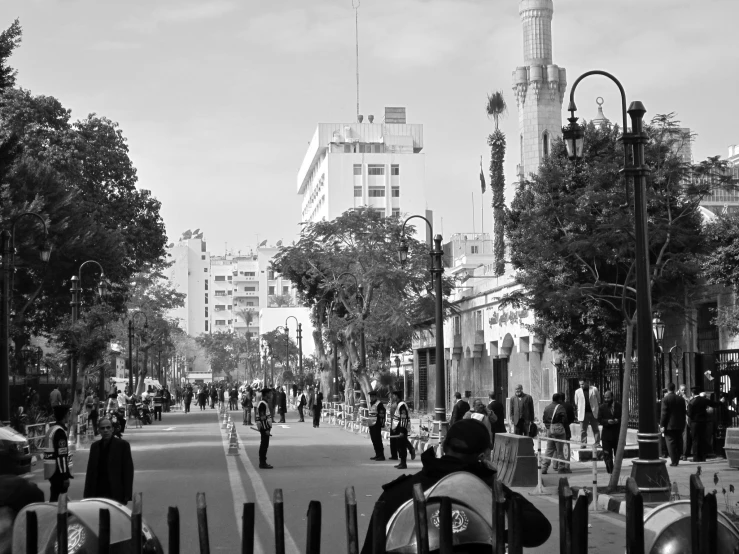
[353,0,360,119]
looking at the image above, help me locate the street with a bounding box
[27,405,631,553]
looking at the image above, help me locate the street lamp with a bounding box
[0,212,51,424]
[396,215,446,432]
[128,311,148,395]
[286,316,303,384]
[564,70,668,501]
[653,314,666,394]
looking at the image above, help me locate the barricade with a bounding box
[490,433,538,487]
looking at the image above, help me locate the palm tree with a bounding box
[486,91,507,276]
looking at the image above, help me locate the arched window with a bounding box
[542,131,550,158]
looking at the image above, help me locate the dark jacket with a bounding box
[450,399,470,425]
[359,448,551,554]
[562,402,576,439]
[487,399,507,434]
[542,402,567,429]
[278,391,287,412]
[313,392,323,411]
[687,395,712,423]
[598,401,622,442]
[83,437,134,504]
[660,391,687,431]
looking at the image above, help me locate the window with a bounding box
[247,301,254,306]
[205,307,208,317]
[245,271,255,277]
[368,165,385,175]
[391,186,400,197]
[354,186,362,197]
[453,316,461,335]
[368,187,385,197]
[215,291,226,296]
[204,281,208,290]
[227,290,232,296]
[471,246,479,254]
[215,305,225,311]
[227,320,232,325]
[227,305,233,310]
[353,164,362,175]
[282,286,289,295]
[542,131,550,158]
[227,275,232,281]
[268,270,275,280]
[391,165,399,176]
[204,294,208,304]
[201,255,206,260]
[475,310,483,331]
[268,286,275,295]
[215,320,226,326]
[245,286,255,291]
[392,207,400,217]
[204,268,208,272]
[205,321,209,331]
[215,275,225,282]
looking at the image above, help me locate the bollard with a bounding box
[274,489,285,554]
[371,501,386,554]
[242,503,255,554]
[57,493,69,554]
[572,490,589,554]
[98,508,110,554]
[26,510,38,554]
[625,478,644,554]
[411,483,430,554]
[531,435,547,495]
[591,443,599,512]
[345,487,359,554]
[306,500,322,554]
[131,493,143,554]
[558,478,572,554]
[196,492,211,554]
[492,479,506,554]
[701,492,718,554]
[690,473,705,554]
[168,506,180,554]
[438,496,454,554]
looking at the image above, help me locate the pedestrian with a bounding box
[242,388,253,425]
[162,387,171,412]
[368,390,386,461]
[44,405,73,502]
[210,386,217,409]
[49,384,62,407]
[487,392,507,448]
[153,388,163,421]
[677,383,692,460]
[297,388,307,422]
[116,389,130,434]
[687,387,712,462]
[660,382,687,467]
[83,417,134,505]
[230,386,239,411]
[198,387,207,410]
[391,390,415,469]
[598,390,621,474]
[89,393,100,436]
[574,377,601,448]
[658,388,669,458]
[184,387,193,413]
[84,390,94,429]
[561,393,576,463]
[450,392,470,426]
[359,418,551,554]
[312,388,323,428]
[508,384,535,436]
[462,399,494,458]
[541,394,568,474]
[388,394,399,461]
[256,389,273,469]
[278,387,287,423]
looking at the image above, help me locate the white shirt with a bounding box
[117,392,128,409]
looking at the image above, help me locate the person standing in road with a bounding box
[297,388,307,422]
[256,389,273,469]
[312,388,323,428]
[450,392,470,426]
[368,390,386,461]
[278,387,287,423]
[509,385,535,436]
[487,392,506,448]
[660,382,687,467]
[574,378,601,448]
[391,390,415,469]
[241,387,253,425]
[45,405,73,502]
[162,387,171,412]
[116,389,130,433]
[184,387,193,413]
[83,417,134,505]
[153,389,164,421]
[49,384,62,408]
[598,391,621,474]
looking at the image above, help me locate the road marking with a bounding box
[279,425,291,429]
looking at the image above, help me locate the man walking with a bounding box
[660,382,687,467]
[368,390,387,461]
[297,388,307,422]
[184,386,193,414]
[241,388,253,425]
[677,383,692,460]
[45,405,73,502]
[49,384,62,408]
[83,417,134,505]
[153,388,163,421]
[598,390,621,474]
[487,392,507,448]
[450,392,470,426]
[312,388,323,428]
[278,387,287,423]
[541,394,568,474]
[509,385,534,436]
[256,389,273,469]
[574,378,601,448]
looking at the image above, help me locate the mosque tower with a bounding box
[513,0,567,181]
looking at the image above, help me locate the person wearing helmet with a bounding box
[360,419,551,553]
[45,405,74,502]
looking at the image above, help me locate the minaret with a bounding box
[513,0,567,181]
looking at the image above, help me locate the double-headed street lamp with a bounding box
[0,213,51,424]
[563,70,668,501]
[285,316,303,383]
[128,311,148,395]
[396,216,446,430]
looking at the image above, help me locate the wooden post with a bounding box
[701,492,717,554]
[26,510,38,554]
[242,503,255,554]
[558,478,572,554]
[571,490,588,554]
[507,490,523,554]
[345,487,359,554]
[438,496,454,554]
[98,508,110,554]
[411,483,430,554]
[306,500,322,554]
[168,506,180,554]
[371,501,386,554]
[492,478,507,554]
[274,489,285,554]
[196,492,210,554]
[625,478,644,554]
[131,493,143,554]
[57,493,68,554]
[690,473,705,554]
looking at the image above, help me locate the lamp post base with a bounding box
[629,457,671,502]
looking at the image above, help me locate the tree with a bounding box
[196,332,247,380]
[487,91,508,276]
[701,210,739,333]
[0,19,21,91]
[504,115,726,491]
[235,307,259,379]
[272,207,455,406]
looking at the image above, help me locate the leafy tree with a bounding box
[0,19,21,91]
[261,328,299,385]
[505,115,727,491]
[268,294,294,307]
[486,91,507,275]
[701,210,739,333]
[196,331,247,380]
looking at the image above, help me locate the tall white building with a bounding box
[166,236,210,337]
[297,107,429,228]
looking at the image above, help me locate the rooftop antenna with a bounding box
[353,0,360,120]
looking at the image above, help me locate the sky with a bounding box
[4,0,738,256]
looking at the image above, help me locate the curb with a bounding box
[570,486,628,515]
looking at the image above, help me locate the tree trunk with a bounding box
[136,348,149,396]
[607,320,634,492]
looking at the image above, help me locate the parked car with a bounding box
[0,422,33,475]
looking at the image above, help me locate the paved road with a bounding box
[27,405,631,552]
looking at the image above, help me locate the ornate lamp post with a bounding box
[128,311,148,395]
[397,216,446,432]
[653,314,666,391]
[0,213,51,424]
[563,70,668,501]
[286,316,303,384]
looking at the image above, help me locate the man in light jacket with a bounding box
[574,378,600,448]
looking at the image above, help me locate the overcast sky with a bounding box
[4,0,738,255]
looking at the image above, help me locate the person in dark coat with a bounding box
[83,417,134,505]
[312,389,323,427]
[509,384,535,436]
[450,392,470,426]
[660,382,687,466]
[197,388,207,410]
[487,392,507,447]
[657,388,669,458]
[359,419,551,554]
[687,388,713,462]
[278,387,287,423]
[598,391,622,474]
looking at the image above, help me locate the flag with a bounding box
[479,157,486,193]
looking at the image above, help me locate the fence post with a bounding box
[306,500,322,554]
[98,508,110,554]
[571,490,588,554]
[438,496,454,554]
[492,479,506,554]
[558,478,572,554]
[131,492,143,554]
[196,492,210,554]
[371,501,386,554]
[26,510,38,554]
[274,489,285,554]
[345,487,359,554]
[168,506,180,554]
[690,473,705,554]
[57,493,68,554]
[591,443,598,512]
[411,483,430,554]
[700,492,717,554]
[242,503,255,554]
[532,435,546,495]
[625,478,644,554]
